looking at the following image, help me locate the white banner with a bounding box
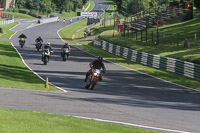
[81,12,97,17]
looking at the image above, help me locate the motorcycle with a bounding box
[35,41,42,51]
[19,38,25,48]
[61,48,70,61]
[42,48,51,65]
[85,69,102,90]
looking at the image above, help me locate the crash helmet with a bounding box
[47,42,50,46]
[65,41,69,45]
[97,56,103,62]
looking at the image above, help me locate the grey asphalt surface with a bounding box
[1,1,200,133]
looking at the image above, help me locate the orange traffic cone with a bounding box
[45,77,49,88]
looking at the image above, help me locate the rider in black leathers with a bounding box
[35,36,43,48]
[84,56,106,82]
[18,32,27,43]
[35,36,43,43]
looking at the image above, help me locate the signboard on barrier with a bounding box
[80,12,97,17]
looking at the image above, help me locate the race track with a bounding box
[0,0,200,132]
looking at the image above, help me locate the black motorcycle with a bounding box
[35,41,42,51]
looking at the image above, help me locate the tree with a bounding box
[194,0,200,9]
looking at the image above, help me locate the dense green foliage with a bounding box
[15,0,88,14]
[115,0,200,16]
[194,0,200,9]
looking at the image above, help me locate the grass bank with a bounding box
[0,22,58,91]
[59,19,87,41]
[99,18,200,64]
[0,41,58,91]
[2,11,35,18]
[58,0,94,19]
[85,0,95,12]
[0,108,161,133]
[0,22,18,39]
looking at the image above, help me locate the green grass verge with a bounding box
[0,41,58,91]
[1,11,36,18]
[0,22,18,39]
[99,18,200,64]
[58,19,87,41]
[74,41,200,90]
[0,108,161,133]
[58,1,92,19]
[85,1,95,12]
[0,19,6,21]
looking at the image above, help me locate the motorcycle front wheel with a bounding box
[89,78,97,90]
[43,56,48,65]
[63,54,66,61]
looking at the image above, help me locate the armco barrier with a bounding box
[41,17,59,23]
[94,39,200,80]
[0,19,14,25]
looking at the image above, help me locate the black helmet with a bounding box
[97,56,103,62]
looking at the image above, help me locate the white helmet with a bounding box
[65,41,68,45]
[47,42,50,46]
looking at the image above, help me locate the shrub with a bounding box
[19,9,30,14]
[13,8,19,13]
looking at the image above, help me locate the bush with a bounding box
[13,8,19,13]
[19,9,30,14]
[113,12,124,19]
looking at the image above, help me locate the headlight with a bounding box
[94,73,98,76]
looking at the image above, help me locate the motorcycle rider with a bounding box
[62,41,71,50]
[84,56,106,82]
[61,41,71,57]
[18,32,27,43]
[35,36,43,48]
[42,42,52,62]
[35,36,43,43]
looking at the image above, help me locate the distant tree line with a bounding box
[115,0,200,16]
[15,0,88,14]
[115,0,159,16]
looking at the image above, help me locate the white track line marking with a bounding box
[10,42,67,92]
[56,21,193,133]
[74,116,192,133]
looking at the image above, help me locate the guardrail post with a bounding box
[177,33,179,47]
[194,32,197,45]
[146,29,148,42]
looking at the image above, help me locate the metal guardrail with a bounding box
[94,39,200,80]
[0,19,14,25]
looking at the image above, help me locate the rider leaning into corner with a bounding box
[84,56,106,82]
[18,32,27,42]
